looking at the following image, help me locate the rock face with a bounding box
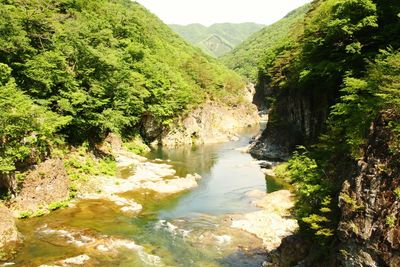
[337,112,400,267]
[262,112,400,266]
[250,86,333,160]
[0,204,20,261]
[263,234,312,267]
[9,159,69,215]
[143,101,259,147]
[0,173,17,196]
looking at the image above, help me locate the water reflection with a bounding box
[145,144,219,177]
[146,125,268,218]
[12,124,282,266]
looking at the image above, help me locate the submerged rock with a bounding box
[82,194,143,215]
[37,226,163,266]
[214,235,232,244]
[62,254,90,265]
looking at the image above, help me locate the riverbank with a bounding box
[0,136,206,263]
[0,123,298,266]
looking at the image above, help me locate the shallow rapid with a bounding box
[13,125,286,267]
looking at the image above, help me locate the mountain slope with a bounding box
[0,0,247,190]
[221,4,310,81]
[169,23,264,57]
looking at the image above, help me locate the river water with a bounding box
[11,125,286,267]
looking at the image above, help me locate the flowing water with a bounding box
[11,125,287,267]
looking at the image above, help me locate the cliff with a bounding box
[337,111,400,266]
[141,85,259,147]
[142,101,259,147]
[264,111,400,267]
[249,86,332,160]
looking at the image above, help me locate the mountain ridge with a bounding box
[221,4,310,81]
[169,22,264,57]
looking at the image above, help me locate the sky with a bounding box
[136,0,311,26]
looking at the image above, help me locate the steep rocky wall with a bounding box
[141,85,260,147]
[266,112,400,267]
[337,112,400,267]
[159,102,259,147]
[250,86,332,160]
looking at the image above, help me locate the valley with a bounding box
[1,0,399,266]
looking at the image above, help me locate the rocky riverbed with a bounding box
[0,123,298,266]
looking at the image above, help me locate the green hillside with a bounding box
[169,23,264,57]
[221,4,310,81]
[0,0,245,174]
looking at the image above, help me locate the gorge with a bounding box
[1,0,400,266]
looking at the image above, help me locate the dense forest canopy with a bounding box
[221,4,310,81]
[0,0,245,175]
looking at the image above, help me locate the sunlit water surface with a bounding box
[12,125,287,267]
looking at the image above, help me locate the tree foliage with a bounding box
[249,0,400,247]
[0,63,68,172]
[0,0,245,178]
[221,4,310,81]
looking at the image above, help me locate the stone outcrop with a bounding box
[140,88,260,148]
[263,234,312,267]
[9,159,70,215]
[138,85,260,147]
[159,102,259,147]
[337,112,400,267]
[0,204,20,261]
[0,173,17,197]
[265,112,400,267]
[250,86,334,160]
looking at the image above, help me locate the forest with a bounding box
[229,0,400,264]
[0,0,399,266]
[0,0,245,186]
[221,4,310,81]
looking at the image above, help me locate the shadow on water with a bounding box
[219,248,268,267]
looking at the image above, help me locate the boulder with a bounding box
[0,204,21,261]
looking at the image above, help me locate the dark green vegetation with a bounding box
[170,23,264,57]
[0,0,245,193]
[221,4,310,81]
[253,0,400,259]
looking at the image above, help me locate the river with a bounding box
[12,125,287,266]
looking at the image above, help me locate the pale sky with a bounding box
[136,0,311,26]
